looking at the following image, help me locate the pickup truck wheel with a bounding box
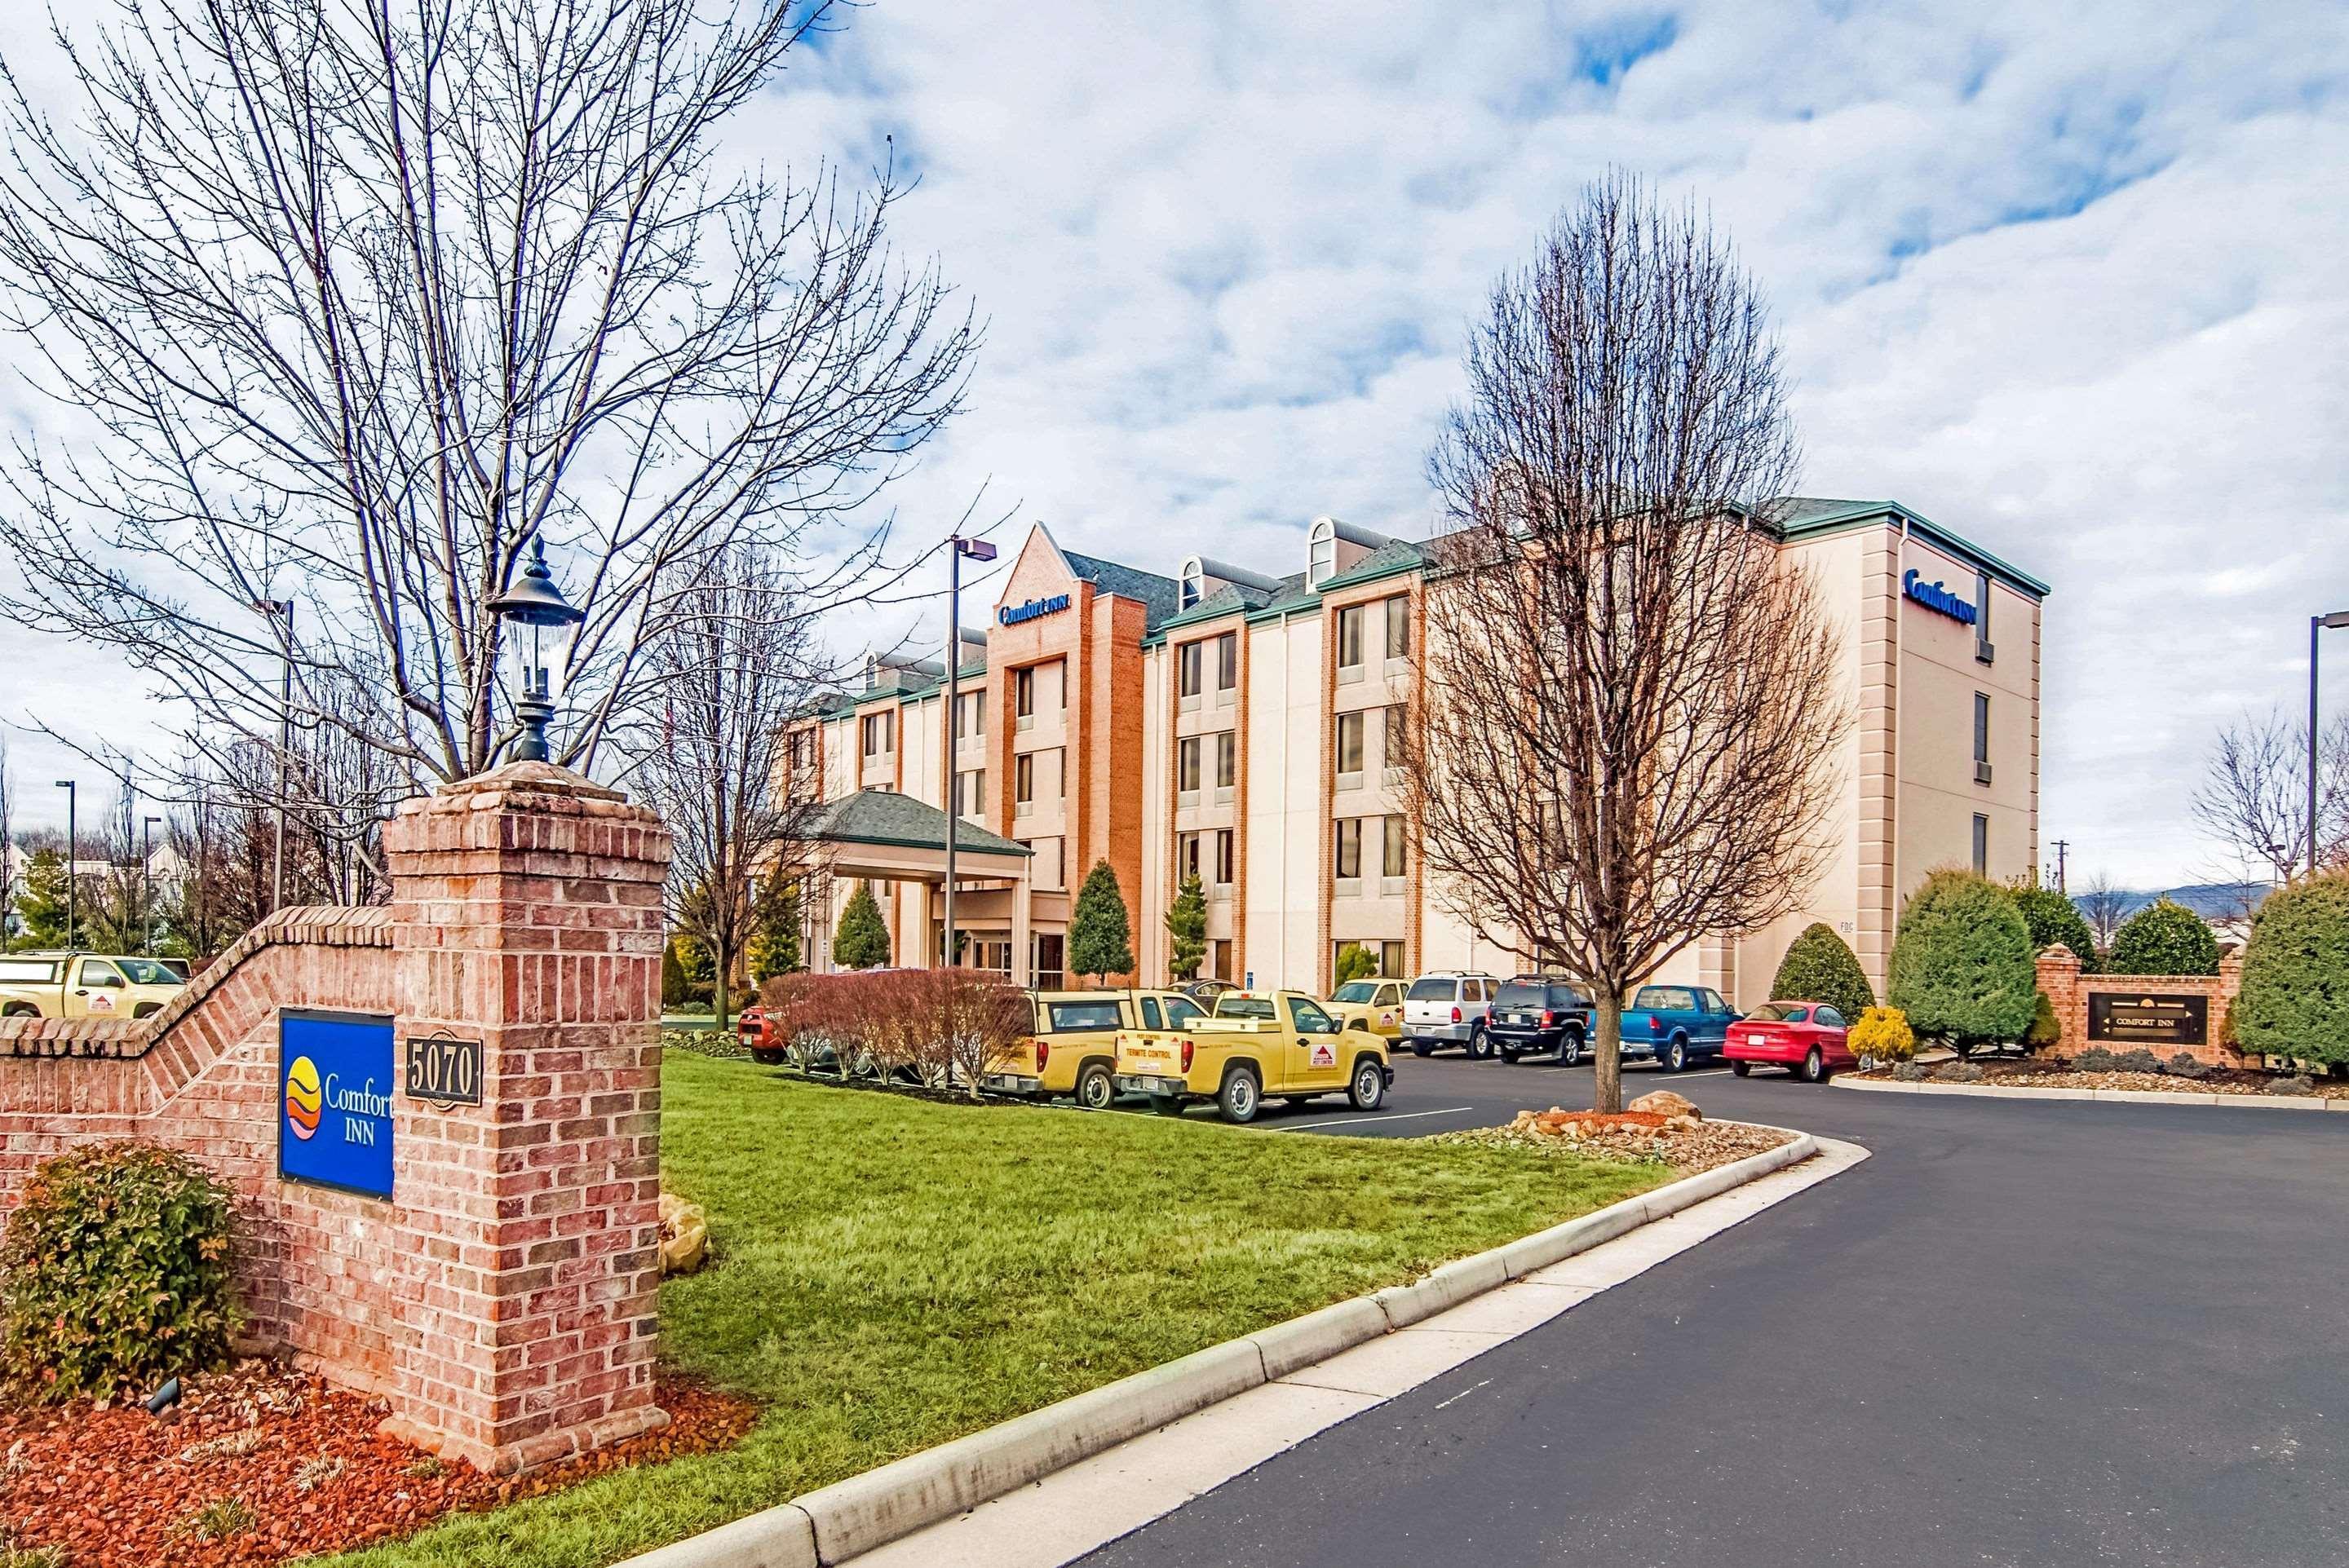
[1348,1059,1387,1111]
[1556,1032,1584,1067]
[1730,1060,1751,1077]
[1150,1095,1186,1116]
[1217,1067,1262,1124]
[2,1004,36,1018]
[1075,1063,1116,1111]
[1659,1037,1688,1073]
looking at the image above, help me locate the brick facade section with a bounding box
[2034,944,2246,1069]
[0,761,671,1476]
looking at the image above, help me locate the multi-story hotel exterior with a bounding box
[796,499,2047,1007]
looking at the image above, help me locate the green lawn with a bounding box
[328,1053,1665,1568]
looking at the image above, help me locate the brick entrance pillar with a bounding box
[379,761,671,1473]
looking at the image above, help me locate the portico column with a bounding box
[1011,859,1033,987]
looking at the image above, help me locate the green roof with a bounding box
[807,789,1031,857]
[1775,497,2051,598]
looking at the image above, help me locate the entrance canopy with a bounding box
[803,788,1032,884]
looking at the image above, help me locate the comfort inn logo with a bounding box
[284,1055,323,1141]
[999,592,1072,627]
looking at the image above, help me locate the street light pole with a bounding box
[2312,612,2349,877]
[253,598,294,912]
[942,537,998,972]
[141,815,161,955]
[52,780,74,951]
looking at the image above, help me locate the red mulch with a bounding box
[0,1362,759,1568]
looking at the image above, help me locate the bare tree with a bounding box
[2076,872,2130,955]
[1402,174,1849,1114]
[2190,708,2349,884]
[0,735,14,947]
[0,0,975,820]
[633,545,831,1031]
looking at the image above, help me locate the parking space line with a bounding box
[1270,1104,1477,1131]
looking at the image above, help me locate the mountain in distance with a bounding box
[2073,882,2274,922]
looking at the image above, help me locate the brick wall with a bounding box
[0,761,670,1474]
[2035,944,2246,1068]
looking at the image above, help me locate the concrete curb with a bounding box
[615,1126,1818,1568]
[1834,1076,2349,1111]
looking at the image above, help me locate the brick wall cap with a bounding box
[405,762,632,811]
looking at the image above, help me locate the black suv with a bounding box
[1488,978,1598,1066]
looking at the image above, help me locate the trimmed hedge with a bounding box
[1887,869,2037,1048]
[2232,872,2349,1070]
[2014,885,2100,972]
[2106,897,2220,976]
[1769,923,1874,1021]
[2,1143,241,1402]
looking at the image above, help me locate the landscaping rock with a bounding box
[1458,1107,1789,1174]
[1626,1089,1701,1121]
[659,1192,710,1275]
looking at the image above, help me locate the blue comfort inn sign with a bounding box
[998,592,1072,627]
[280,1009,396,1199]
[1902,568,1979,626]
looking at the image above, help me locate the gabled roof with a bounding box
[1063,549,1183,629]
[807,788,1031,856]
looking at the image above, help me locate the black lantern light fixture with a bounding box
[486,534,586,765]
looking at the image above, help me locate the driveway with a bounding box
[1085,1056,2349,1567]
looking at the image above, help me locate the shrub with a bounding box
[1334,942,1377,987]
[2024,990,2062,1051]
[2111,1048,2164,1074]
[2165,1053,2213,1080]
[2072,1046,2117,1073]
[1,1143,241,1402]
[1887,870,2037,1049]
[1847,1005,1916,1065]
[2105,898,2220,976]
[831,881,891,970]
[1769,923,1874,1020]
[1165,874,1209,982]
[1068,859,1135,982]
[2232,871,2349,1071]
[2013,885,2101,973]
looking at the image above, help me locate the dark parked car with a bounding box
[1488,978,1598,1066]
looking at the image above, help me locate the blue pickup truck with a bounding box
[1618,985,1737,1072]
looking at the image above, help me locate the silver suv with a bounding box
[1400,972,1502,1059]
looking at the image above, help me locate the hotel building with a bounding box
[795,499,2047,1007]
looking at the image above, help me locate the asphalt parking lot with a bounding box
[1084,1049,2349,1567]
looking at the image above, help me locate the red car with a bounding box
[1725,1000,1856,1083]
[737,1005,785,1065]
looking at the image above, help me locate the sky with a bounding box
[0,0,2345,888]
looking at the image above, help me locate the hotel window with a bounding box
[1215,631,1238,691]
[1337,604,1366,672]
[1214,731,1236,789]
[1335,711,1365,781]
[1379,939,1405,978]
[1972,814,1989,875]
[1973,692,1992,785]
[1214,828,1234,886]
[1178,641,1204,699]
[1382,815,1406,878]
[1382,704,1406,771]
[1179,557,1205,612]
[954,769,985,819]
[1334,817,1363,881]
[1975,571,1994,664]
[1177,831,1203,882]
[1178,735,1203,794]
[860,711,893,757]
[1015,667,1037,720]
[1384,595,1410,660]
[1209,939,1232,982]
[1308,518,1337,586]
[1015,753,1035,811]
[957,690,985,740]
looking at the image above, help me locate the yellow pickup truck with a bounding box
[1114,990,1392,1124]
[0,953,188,1021]
[984,988,1209,1109]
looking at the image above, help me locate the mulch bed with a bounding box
[1851,1058,2347,1098]
[1433,1103,1797,1173]
[0,1362,758,1568]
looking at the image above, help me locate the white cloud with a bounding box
[2,0,2344,886]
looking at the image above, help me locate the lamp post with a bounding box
[942,536,998,971]
[52,780,74,951]
[486,535,586,766]
[141,815,161,955]
[252,598,294,912]
[2311,611,2349,877]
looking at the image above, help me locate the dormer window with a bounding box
[1179,556,1205,612]
[1307,519,1337,588]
